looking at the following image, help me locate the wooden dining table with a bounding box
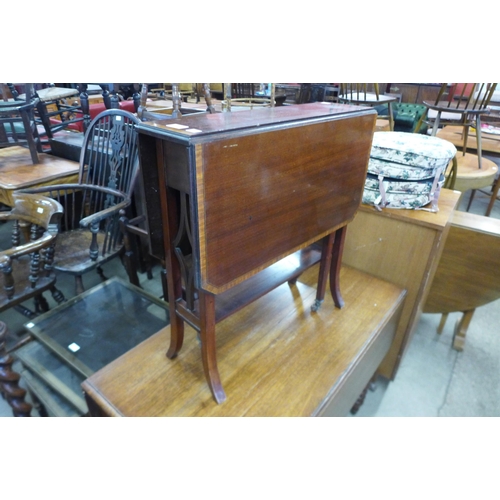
[0,146,80,206]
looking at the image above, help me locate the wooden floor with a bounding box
[82,264,405,417]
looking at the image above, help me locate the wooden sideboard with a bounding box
[342,188,461,379]
[81,265,406,417]
[135,103,377,403]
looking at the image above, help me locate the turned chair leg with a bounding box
[437,313,449,334]
[453,310,475,352]
[0,321,32,417]
[75,275,85,296]
[485,176,500,217]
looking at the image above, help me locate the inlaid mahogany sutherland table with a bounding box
[80,104,460,415]
[82,103,410,415]
[128,102,378,405]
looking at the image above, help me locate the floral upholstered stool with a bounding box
[362,131,457,211]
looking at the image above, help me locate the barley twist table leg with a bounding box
[0,321,32,417]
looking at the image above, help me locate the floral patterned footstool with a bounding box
[363,131,457,211]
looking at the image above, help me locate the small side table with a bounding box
[0,146,80,207]
[16,277,170,415]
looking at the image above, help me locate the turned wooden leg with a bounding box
[0,321,32,417]
[75,275,85,296]
[311,233,335,312]
[466,190,476,212]
[485,177,500,217]
[96,266,108,282]
[329,226,347,309]
[34,293,50,313]
[453,310,475,352]
[437,313,449,334]
[199,291,226,404]
[350,385,369,414]
[350,373,378,415]
[30,389,49,417]
[50,285,66,304]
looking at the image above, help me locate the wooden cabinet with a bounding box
[81,265,406,416]
[342,188,461,379]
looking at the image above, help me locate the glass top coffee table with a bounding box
[24,277,170,378]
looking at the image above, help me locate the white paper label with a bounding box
[68,342,80,352]
[167,123,189,130]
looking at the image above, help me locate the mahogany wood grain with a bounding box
[196,113,375,293]
[81,265,405,417]
[342,188,461,379]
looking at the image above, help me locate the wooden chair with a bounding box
[415,83,498,170]
[0,192,65,348]
[33,84,90,140]
[222,83,276,111]
[0,83,42,164]
[137,83,215,121]
[22,109,141,296]
[137,83,182,121]
[338,84,398,131]
[423,210,500,351]
[297,83,337,104]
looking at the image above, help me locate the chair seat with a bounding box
[18,87,79,103]
[54,230,122,274]
[427,109,463,121]
[452,153,498,192]
[339,93,397,104]
[425,100,488,116]
[370,131,457,174]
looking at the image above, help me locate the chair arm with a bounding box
[79,198,131,228]
[22,184,126,198]
[21,184,131,228]
[20,184,84,197]
[0,233,55,262]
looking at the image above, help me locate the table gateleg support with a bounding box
[330,225,347,309]
[311,233,335,312]
[165,244,185,358]
[199,291,226,404]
